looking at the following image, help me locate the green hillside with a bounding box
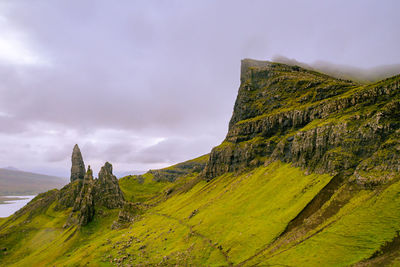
[0,60,399,266]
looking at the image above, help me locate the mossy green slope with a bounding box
[262,179,400,266]
[2,160,400,266]
[0,161,333,266]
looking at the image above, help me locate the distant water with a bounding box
[0,195,36,218]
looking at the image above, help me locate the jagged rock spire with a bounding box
[98,162,114,182]
[65,160,125,227]
[95,162,124,209]
[70,144,86,182]
[83,165,94,183]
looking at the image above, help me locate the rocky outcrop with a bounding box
[352,129,400,186]
[203,59,400,185]
[111,202,142,229]
[202,138,274,180]
[57,144,86,209]
[70,144,86,182]
[94,162,124,209]
[55,180,83,210]
[63,147,125,227]
[73,167,95,226]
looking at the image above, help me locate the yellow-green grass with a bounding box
[1,161,333,266]
[3,160,400,266]
[2,208,120,266]
[248,179,400,266]
[119,173,168,203]
[0,201,71,265]
[59,160,333,266]
[154,161,333,264]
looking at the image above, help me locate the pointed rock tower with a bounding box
[64,146,126,227]
[95,162,125,209]
[70,144,86,182]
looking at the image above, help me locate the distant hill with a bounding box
[0,168,68,196]
[3,166,20,171]
[115,170,146,178]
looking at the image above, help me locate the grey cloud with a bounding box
[44,144,73,163]
[131,136,212,165]
[0,0,399,176]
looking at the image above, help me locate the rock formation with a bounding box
[64,147,125,226]
[73,166,95,226]
[203,59,400,185]
[95,162,124,209]
[70,144,86,182]
[57,144,86,209]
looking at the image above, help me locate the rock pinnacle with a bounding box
[70,144,86,182]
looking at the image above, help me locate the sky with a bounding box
[0,0,399,177]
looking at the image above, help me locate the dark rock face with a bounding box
[228,59,356,130]
[70,144,86,182]
[64,146,125,226]
[203,59,400,185]
[202,138,275,180]
[55,181,83,210]
[95,162,124,209]
[73,167,95,226]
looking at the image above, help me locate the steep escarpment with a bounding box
[1,59,400,267]
[203,59,400,185]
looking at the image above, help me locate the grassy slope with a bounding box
[154,161,333,264]
[254,179,400,266]
[119,154,209,203]
[1,160,400,266]
[119,172,167,203]
[1,161,333,266]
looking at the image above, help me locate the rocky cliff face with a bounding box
[203,59,400,185]
[70,144,86,182]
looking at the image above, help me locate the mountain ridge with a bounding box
[203,59,400,184]
[272,55,400,83]
[0,168,68,196]
[0,59,400,266]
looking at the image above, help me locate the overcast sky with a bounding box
[0,0,399,177]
